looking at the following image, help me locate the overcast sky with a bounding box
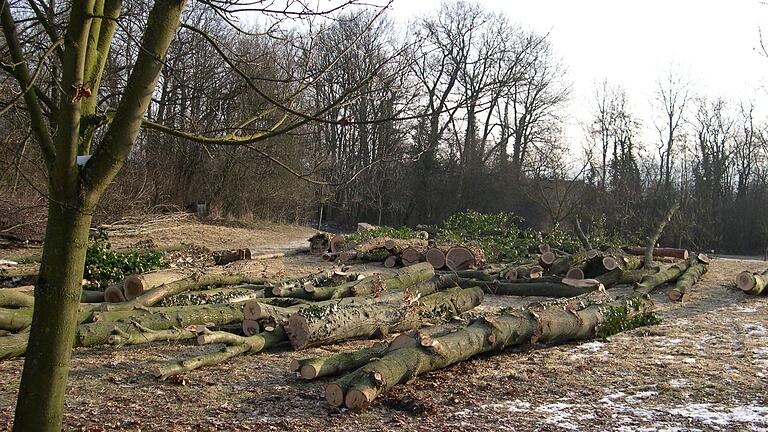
[388,0,768,150]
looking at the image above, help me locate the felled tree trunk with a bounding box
[212,248,252,266]
[736,268,768,295]
[271,263,434,301]
[459,278,603,298]
[290,343,389,380]
[424,248,446,269]
[123,269,188,300]
[633,259,692,296]
[285,287,483,350]
[400,247,425,266]
[0,307,32,331]
[0,289,35,308]
[309,233,332,255]
[103,272,267,310]
[0,331,29,360]
[329,296,654,409]
[668,261,708,301]
[75,303,244,347]
[623,246,688,260]
[596,267,659,288]
[153,326,288,380]
[445,247,477,271]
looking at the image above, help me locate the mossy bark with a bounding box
[291,344,389,379]
[332,297,653,409]
[285,287,483,349]
[668,263,708,301]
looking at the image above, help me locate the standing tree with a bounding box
[0,0,390,429]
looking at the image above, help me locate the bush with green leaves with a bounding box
[343,226,423,245]
[84,232,168,289]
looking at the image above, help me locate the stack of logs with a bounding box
[1,237,712,411]
[313,234,487,271]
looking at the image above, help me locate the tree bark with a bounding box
[633,259,692,296]
[331,296,653,409]
[736,268,768,295]
[285,287,483,349]
[290,343,389,379]
[668,262,708,301]
[0,290,35,308]
[624,246,688,260]
[123,269,188,300]
[212,248,252,266]
[459,278,603,298]
[643,201,680,267]
[154,326,287,380]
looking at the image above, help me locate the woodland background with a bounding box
[2,1,767,254]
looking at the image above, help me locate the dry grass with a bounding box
[1,226,767,430]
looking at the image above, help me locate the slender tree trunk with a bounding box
[14,204,92,430]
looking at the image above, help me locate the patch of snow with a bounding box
[744,323,768,338]
[683,358,696,364]
[668,379,689,388]
[579,341,605,351]
[536,402,578,430]
[667,403,768,427]
[626,391,658,403]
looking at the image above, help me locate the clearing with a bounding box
[0,218,766,431]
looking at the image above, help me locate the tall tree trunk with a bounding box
[14,203,92,430]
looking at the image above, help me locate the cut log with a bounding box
[154,326,288,380]
[212,248,252,266]
[108,325,197,347]
[736,268,768,295]
[0,331,29,360]
[401,247,424,266]
[123,270,188,300]
[669,262,708,301]
[291,343,389,380]
[104,272,268,310]
[387,322,467,351]
[309,233,332,255]
[330,296,654,409]
[633,259,692,296]
[0,307,32,331]
[623,246,688,260]
[425,248,446,269]
[322,252,339,262]
[80,289,105,303]
[538,251,556,268]
[566,267,585,280]
[596,267,660,288]
[445,247,476,271]
[250,247,309,260]
[242,319,261,336]
[583,256,619,278]
[330,235,346,253]
[271,263,434,301]
[464,278,603,298]
[528,243,551,254]
[104,284,127,303]
[383,255,399,268]
[76,303,244,347]
[284,287,483,350]
[0,289,35,308]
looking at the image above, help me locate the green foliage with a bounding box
[438,210,528,262]
[84,231,167,289]
[344,226,422,244]
[596,297,662,339]
[435,210,638,263]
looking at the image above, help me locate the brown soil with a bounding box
[1,226,767,430]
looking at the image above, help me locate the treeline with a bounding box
[1,1,766,253]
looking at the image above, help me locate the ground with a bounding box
[1,218,767,431]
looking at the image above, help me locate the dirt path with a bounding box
[1,251,767,430]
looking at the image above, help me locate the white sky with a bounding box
[388,0,768,151]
